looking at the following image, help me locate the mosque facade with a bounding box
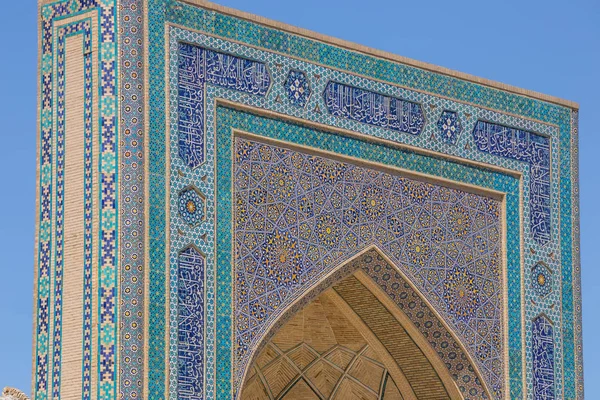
[33,1,583,399]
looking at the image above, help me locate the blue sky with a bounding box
[0,0,598,396]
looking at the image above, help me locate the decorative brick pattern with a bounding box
[36,1,117,399]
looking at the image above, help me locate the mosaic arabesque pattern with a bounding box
[531,263,554,299]
[233,137,504,396]
[149,10,580,400]
[437,110,462,145]
[532,315,556,399]
[284,69,311,107]
[118,0,146,398]
[178,186,206,227]
[36,1,118,399]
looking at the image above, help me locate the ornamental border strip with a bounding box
[36,1,118,399]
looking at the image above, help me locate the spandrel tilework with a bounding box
[33,1,582,399]
[233,137,504,397]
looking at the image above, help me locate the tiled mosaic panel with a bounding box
[532,315,556,399]
[437,110,462,145]
[149,8,580,398]
[118,0,146,398]
[166,27,558,400]
[177,247,205,400]
[233,137,504,396]
[473,121,551,245]
[36,1,118,399]
[177,42,271,169]
[531,263,554,299]
[211,106,521,400]
[178,186,206,227]
[284,69,311,108]
[324,81,425,135]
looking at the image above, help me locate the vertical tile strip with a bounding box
[35,1,118,399]
[119,0,145,398]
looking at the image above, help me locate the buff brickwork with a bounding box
[33,0,582,399]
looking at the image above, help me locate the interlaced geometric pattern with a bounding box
[233,137,504,397]
[178,187,205,227]
[532,315,556,400]
[531,263,553,299]
[436,110,462,145]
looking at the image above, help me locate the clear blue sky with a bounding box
[1,0,597,396]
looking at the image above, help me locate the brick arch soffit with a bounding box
[238,245,492,399]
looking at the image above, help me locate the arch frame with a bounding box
[237,245,492,400]
[157,21,573,400]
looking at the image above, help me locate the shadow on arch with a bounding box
[238,246,492,400]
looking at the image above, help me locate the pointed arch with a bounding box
[238,247,493,399]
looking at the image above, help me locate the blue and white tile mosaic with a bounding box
[177,246,205,400]
[532,315,556,399]
[437,110,462,144]
[284,69,311,107]
[178,187,206,227]
[473,121,551,246]
[531,263,553,299]
[324,81,426,135]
